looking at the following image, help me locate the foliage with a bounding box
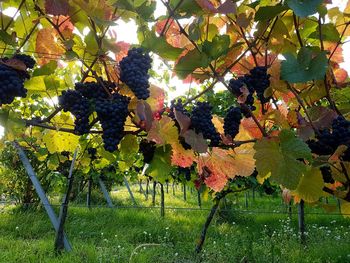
[0,0,350,218]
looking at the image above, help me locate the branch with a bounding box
[293,13,303,47]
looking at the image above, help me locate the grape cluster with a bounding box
[12,54,36,69]
[95,93,130,152]
[178,167,191,181]
[169,99,189,119]
[228,77,255,117]
[74,80,116,100]
[307,116,350,160]
[245,66,271,104]
[223,106,242,138]
[320,166,334,184]
[228,66,271,117]
[0,64,27,105]
[88,147,97,160]
[58,90,92,135]
[190,102,221,147]
[139,139,156,163]
[119,48,152,100]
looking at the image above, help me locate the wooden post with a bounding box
[244,192,248,208]
[160,183,165,217]
[152,181,156,206]
[87,176,92,209]
[55,149,78,252]
[166,181,169,194]
[197,190,201,209]
[145,179,149,200]
[13,142,72,252]
[298,199,305,243]
[172,182,175,196]
[183,184,187,201]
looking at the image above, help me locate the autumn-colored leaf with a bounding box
[35,28,65,65]
[45,0,70,16]
[183,129,208,153]
[2,58,27,71]
[146,85,165,114]
[147,116,178,145]
[241,118,263,139]
[171,141,196,168]
[114,41,130,62]
[136,100,153,131]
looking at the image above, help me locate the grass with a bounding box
[0,184,350,263]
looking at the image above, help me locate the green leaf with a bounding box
[174,49,210,79]
[202,35,230,60]
[141,30,182,60]
[0,30,16,46]
[146,145,173,183]
[254,4,288,21]
[254,130,312,190]
[119,134,139,159]
[294,167,324,203]
[309,23,340,42]
[286,0,323,17]
[280,47,328,83]
[32,61,57,77]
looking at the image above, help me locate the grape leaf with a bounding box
[202,35,230,60]
[183,129,208,153]
[293,168,324,202]
[255,4,288,21]
[286,0,323,17]
[341,201,350,218]
[147,116,178,145]
[42,130,80,154]
[136,100,153,131]
[146,85,165,114]
[146,145,173,183]
[174,109,191,136]
[254,130,312,190]
[119,134,139,159]
[45,0,70,16]
[36,28,65,65]
[174,49,210,79]
[281,47,328,83]
[171,141,196,168]
[217,0,237,14]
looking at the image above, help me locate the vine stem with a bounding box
[286,82,320,136]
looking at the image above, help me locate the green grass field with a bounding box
[0,184,349,263]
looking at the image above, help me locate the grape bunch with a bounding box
[307,116,350,160]
[0,64,27,105]
[12,54,36,69]
[320,166,334,184]
[178,167,191,181]
[244,66,271,104]
[139,139,156,163]
[228,66,271,117]
[88,147,97,160]
[119,48,152,100]
[58,90,92,135]
[74,80,116,100]
[228,77,255,117]
[0,54,36,106]
[190,102,221,147]
[168,98,189,119]
[223,106,242,138]
[95,93,130,152]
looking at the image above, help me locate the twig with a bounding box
[293,13,303,47]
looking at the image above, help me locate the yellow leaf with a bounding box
[42,130,80,154]
[212,115,224,134]
[171,141,196,168]
[341,201,350,218]
[293,168,324,203]
[147,116,178,145]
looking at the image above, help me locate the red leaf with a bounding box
[174,109,191,136]
[195,0,218,13]
[217,0,237,14]
[45,0,69,16]
[171,142,196,168]
[136,101,153,131]
[2,59,27,71]
[114,41,130,62]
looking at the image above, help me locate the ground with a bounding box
[0,184,349,263]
